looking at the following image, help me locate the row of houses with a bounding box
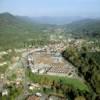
[47,66,76,77]
[27,59,76,78]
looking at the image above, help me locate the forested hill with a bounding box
[0,13,53,50]
[0,12,51,34]
[64,19,100,38]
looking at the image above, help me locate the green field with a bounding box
[26,69,89,92]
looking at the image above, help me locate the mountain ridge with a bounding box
[0,12,100,50]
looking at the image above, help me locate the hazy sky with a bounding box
[0,0,100,17]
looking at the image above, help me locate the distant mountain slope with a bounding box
[30,16,84,25]
[0,13,51,50]
[65,19,100,37]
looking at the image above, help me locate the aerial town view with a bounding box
[0,0,100,100]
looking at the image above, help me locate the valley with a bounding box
[0,12,100,100]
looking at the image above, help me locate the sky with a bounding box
[0,0,100,17]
